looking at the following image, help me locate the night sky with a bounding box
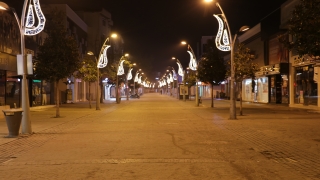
[9,0,288,81]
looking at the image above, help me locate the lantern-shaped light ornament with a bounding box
[169,73,173,82]
[187,45,197,71]
[172,69,177,80]
[97,45,110,68]
[166,76,171,84]
[213,14,231,52]
[127,68,133,80]
[117,60,125,75]
[177,61,184,77]
[24,0,46,36]
[134,73,139,82]
[138,75,142,84]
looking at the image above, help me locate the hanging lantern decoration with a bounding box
[213,14,230,51]
[127,68,133,80]
[134,72,139,82]
[117,59,125,75]
[97,45,110,68]
[187,45,197,71]
[24,0,46,36]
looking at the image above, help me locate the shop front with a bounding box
[242,77,269,103]
[292,56,320,106]
[0,52,21,108]
[252,63,289,104]
[30,79,52,106]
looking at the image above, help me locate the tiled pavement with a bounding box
[0,93,319,180]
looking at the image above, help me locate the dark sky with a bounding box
[9,0,288,80]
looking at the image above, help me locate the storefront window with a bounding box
[257,77,269,103]
[294,65,318,106]
[0,70,5,105]
[242,78,268,103]
[32,80,51,106]
[243,79,253,102]
[281,75,289,103]
[6,71,20,108]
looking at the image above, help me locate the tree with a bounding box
[279,0,320,58]
[35,9,82,117]
[74,55,97,109]
[198,38,227,107]
[231,43,259,115]
[183,69,196,100]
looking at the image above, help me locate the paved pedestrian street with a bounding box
[0,93,319,180]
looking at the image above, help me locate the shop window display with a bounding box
[294,65,318,106]
[32,80,51,106]
[6,71,20,108]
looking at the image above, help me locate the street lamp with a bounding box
[116,54,129,104]
[171,67,178,97]
[0,0,46,134]
[126,63,135,100]
[133,69,142,96]
[87,34,116,110]
[172,57,186,101]
[213,2,249,119]
[181,42,199,106]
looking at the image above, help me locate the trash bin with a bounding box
[2,109,23,138]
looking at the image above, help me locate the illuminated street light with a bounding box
[126,63,135,100]
[213,2,249,119]
[87,34,117,110]
[181,42,199,106]
[172,57,186,101]
[116,54,129,104]
[0,0,46,134]
[133,69,142,95]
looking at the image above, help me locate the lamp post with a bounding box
[181,41,199,106]
[86,51,99,109]
[116,54,129,104]
[0,1,46,134]
[87,34,116,110]
[126,63,135,100]
[133,69,142,96]
[213,2,249,119]
[172,67,177,98]
[172,57,185,100]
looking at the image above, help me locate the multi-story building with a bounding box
[233,0,319,109]
[0,9,20,109]
[236,0,292,105]
[281,0,320,108]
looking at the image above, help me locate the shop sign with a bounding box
[257,64,280,75]
[293,55,320,66]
